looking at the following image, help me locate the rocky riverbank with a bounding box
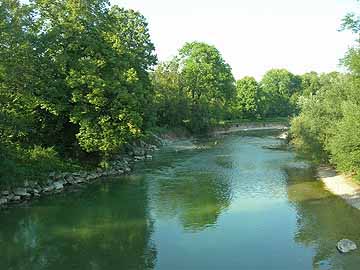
[0,134,164,210]
[317,166,360,210]
[213,122,289,135]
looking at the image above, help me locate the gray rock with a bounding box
[53,181,64,190]
[13,188,29,197]
[0,197,8,205]
[12,196,21,201]
[146,155,153,160]
[2,190,9,196]
[6,194,14,201]
[134,155,145,161]
[134,148,145,156]
[337,239,357,253]
[43,185,55,193]
[67,176,75,184]
[74,177,85,184]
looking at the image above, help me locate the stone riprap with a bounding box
[0,139,162,209]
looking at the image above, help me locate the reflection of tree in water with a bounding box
[153,171,231,232]
[0,177,156,270]
[285,167,360,270]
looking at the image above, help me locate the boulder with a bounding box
[134,155,145,161]
[66,176,76,184]
[74,177,85,184]
[0,197,7,206]
[2,190,9,196]
[337,239,357,253]
[134,148,145,156]
[53,181,64,190]
[13,188,30,197]
[43,185,55,193]
[12,196,21,202]
[6,194,14,201]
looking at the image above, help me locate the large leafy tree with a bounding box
[177,42,236,132]
[151,60,190,127]
[0,0,38,144]
[235,76,259,119]
[259,69,301,117]
[21,0,157,156]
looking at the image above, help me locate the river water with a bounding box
[1,131,360,270]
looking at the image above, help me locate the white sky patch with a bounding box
[112,0,360,79]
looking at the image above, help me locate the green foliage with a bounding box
[300,72,322,97]
[0,0,157,184]
[290,72,349,161]
[234,76,259,119]
[153,42,236,133]
[291,63,360,178]
[290,5,360,179]
[151,60,189,127]
[328,103,360,177]
[0,142,80,187]
[259,69,302,117]
[178,42,236,132]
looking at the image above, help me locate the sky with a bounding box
[112,0,360,79]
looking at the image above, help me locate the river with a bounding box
[1,131,360,270]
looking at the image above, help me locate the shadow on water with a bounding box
[133,140,233,233]
[0,178,156,270]
[285,167,360,270]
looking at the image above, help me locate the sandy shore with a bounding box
[317,166,360,210]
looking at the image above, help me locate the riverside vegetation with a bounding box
[1,0,360,206]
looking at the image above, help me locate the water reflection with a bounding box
[135,141,233,232]
[286,167,360,270]
[153,171,231,231]
[2,132,360,270]
[0,178,156,270]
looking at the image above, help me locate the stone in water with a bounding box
[337,239,357,253]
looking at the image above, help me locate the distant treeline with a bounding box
[1,0,359,184]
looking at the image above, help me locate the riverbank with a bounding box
[0,135,164,210]
[317,166,360,210]
[0,125,287,210]
[212,122,289,135]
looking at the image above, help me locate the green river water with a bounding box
[1,131,360,270]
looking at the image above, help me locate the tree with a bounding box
[259,69,302,117]
[177,42,236,132]
[151,60,190,127]
[235,76,259,119]
[300,72,321,97]
[28,0,157,156]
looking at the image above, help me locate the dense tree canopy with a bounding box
[153,42,236,133]
[1,0,359,184]
[1,0,157,158]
